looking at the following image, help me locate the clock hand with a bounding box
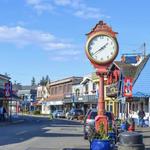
[93,43,108,55]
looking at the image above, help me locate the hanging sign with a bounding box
[123,77,133,97]
[4,82,12,98]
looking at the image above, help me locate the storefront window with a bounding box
[110,105,113,112]
[107,105,109,111]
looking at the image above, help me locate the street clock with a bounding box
[85,32,119,65]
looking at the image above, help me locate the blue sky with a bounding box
[0,0,150,85]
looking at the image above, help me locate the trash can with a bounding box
[118,132,145,150]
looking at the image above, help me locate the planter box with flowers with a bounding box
[90,122,111,150]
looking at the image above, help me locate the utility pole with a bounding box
[143,42,146,57]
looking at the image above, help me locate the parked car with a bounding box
[67,108,84,120]
[83,109,97,139]
[83,109,116,140]
[52,110,65,118]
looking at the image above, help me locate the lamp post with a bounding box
[72,93,75,108]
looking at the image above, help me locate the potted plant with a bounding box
[90,122,111,150]
[108,124,117,145]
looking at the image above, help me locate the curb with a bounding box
[12,119,25,124]
[0,119,24,126]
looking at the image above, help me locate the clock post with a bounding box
[85,21,119,133]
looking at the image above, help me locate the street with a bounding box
[0,115,89,150]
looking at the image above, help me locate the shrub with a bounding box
[33,110,41,115]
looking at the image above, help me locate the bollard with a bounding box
[118,132,145,150]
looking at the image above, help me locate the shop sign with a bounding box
[106,82,118,97]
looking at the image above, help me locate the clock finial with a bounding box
[86,20,118,38]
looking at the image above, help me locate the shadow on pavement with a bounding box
[143,135,150,138]
[62,148,89,150]
[0,115,85,147]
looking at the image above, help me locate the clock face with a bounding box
[86,34,118,65]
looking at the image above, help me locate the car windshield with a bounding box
[58,110,63,112]
[87,110,113,120]
[75,109,82,113]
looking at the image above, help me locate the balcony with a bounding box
[63,94,98,104]
[78,94,98,103]
[106,82,118,97]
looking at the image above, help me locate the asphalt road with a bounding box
[0,115,89,150]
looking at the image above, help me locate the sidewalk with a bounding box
[136,127,150,150]
[0,116,24,126]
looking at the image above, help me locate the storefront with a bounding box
[129,54,150,126]
[41,100,64,114]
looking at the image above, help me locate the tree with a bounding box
[40,76,45,86]
[31,77,36,86]
[45,75,50,84]
[39,75,50,86]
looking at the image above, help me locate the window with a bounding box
[75,89,80,96]
[51,87,54,95]
[93,83,96,91]
[85,84,89,94]
[110,105,113,112]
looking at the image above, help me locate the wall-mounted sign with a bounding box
[123,77,133,97]
[106,82,118,97]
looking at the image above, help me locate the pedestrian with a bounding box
[0,105,3,121]
[138,108,145,127]
[3,107,7,121]
[0,106,6,121]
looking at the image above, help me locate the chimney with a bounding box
[136,55,141,62]
[121,55,126,62]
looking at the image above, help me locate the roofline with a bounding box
[133,54,150,85]
[0,74,11,80]
[50,76,83,86]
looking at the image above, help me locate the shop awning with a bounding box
[132,55,150,97]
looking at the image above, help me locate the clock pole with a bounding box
[96,73,104,115]
[85,21,119,133]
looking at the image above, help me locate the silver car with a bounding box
[52,110,65,118]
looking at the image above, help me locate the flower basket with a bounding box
[89,122,111,150]
[90,139,110,150]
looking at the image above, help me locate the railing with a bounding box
[64,93,98,103]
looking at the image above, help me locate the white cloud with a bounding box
[59,49,81,56]
[25,0,110,19]
[26,0,54,14]
[0,25,80,61]
[51,56,68,61]
[54,0,73,6]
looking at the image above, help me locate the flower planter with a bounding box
[90,139,110,150]
[108,132,116,142]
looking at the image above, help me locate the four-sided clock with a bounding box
[85,32,119,65]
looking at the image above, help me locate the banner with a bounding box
[4,82,12,98]
[123,77,133,97]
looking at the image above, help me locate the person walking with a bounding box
[138,108,145,127]
[0,105,3,121]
